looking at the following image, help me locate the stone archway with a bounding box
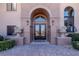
[30,8,50,42]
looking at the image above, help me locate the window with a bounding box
[34,16,46,22]
[64,6,75,32]
[7,3,17,11]
[7,25,16,36]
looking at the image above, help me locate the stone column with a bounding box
[23,19,31,44]
[50,18,57,44]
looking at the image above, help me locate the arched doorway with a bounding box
[31,8,50,41]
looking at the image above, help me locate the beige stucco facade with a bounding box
[0,3,79,45]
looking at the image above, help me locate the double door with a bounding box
[34,24,46,40]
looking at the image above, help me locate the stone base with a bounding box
[6,36,24,45]
[49,37,57,44]
[14,37,24,45]
[15,38,24,45]
[23,37,31,44]
[57,37,71,45]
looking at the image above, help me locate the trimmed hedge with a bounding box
[0,40,16,51]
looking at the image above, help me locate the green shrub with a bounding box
[71,33,79,41]
[72,41,79,50]
[0,40,16,51]
[70,33,79,50]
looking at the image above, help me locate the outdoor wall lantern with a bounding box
[26,20,29,25]
[52,20,54,25]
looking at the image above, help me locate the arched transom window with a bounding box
[34,16,46,22]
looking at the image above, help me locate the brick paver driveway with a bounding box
[0,42,79,56]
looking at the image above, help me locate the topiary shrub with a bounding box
[0,40,16,51]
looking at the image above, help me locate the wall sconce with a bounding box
[52,20,54,25]
[26,20,29,25]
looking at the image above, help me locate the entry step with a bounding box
[31,41,49,44]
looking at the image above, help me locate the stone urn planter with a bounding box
[13,27,24,45]
[59,26,67,37]
[57,26,71,45]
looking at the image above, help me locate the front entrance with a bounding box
[31,8,50,41]
[34,24,46,40]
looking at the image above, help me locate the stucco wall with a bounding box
[0,3,79,44]
[0,3,21,37]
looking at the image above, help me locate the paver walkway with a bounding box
[0,42,79,56]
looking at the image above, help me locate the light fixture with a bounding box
[26,20,29,25]
[52,20,54,25]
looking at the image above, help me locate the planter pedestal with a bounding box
[15,37,24,45]
[9,37,24,45]
[57,37,71,45]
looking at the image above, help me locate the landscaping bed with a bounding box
[0,35,16,51]
[0,40,16,51]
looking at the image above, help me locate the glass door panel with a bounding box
[34,24,40,36]
[41,25,46,36]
